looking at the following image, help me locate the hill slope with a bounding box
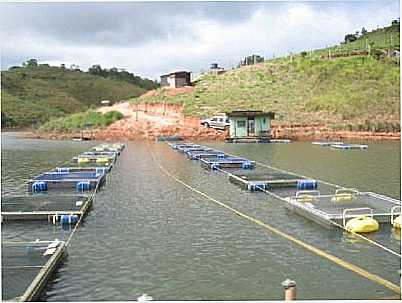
[1,65,149,128]
[134,56,400,131]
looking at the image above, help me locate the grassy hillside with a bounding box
[133,55,400,131]
[39,110,124,132]
[1,65,147,128]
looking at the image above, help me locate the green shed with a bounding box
[226,110,275,143]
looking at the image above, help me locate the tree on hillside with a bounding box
[344,34,357,43]
[361,27,368,35]
[23,58,38,67]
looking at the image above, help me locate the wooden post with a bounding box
[282,279,297,300]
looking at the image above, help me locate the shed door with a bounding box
[247,118,255,136]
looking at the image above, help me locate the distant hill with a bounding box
[1,64,156,128]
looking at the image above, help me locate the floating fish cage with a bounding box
[200,157,255,170]
[73,155,115,164]
[186,150,227,160]
[156,135,183,142]
[228,171,316,193]
[270,139,291,143]
[312,141,344,146]
[27,171,106,193]
[52,166,110,175]
[1,194,93,222]
[62,161,114,172]
[330,143,368,150]
[168,142,201,150]
[283,189,400,229]
[82,151,118,158]
[92,143,125,153]
[2,240,67,301]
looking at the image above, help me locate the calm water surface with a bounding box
[1,133,401,300]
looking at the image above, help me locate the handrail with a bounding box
[295,190,320,198]
[335,188,359,195]
[391,206,401,225]
[342,207,374,227]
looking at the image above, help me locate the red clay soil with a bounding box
[272,124,400,141]
[139,86,195,98]
[93,101,226,141]
[27,99,400,141]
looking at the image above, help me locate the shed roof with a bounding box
[160,71,191,77]
[226,110,275,118]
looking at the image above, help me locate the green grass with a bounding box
[132,55,400,130]
[39,110,124,132]
[1,65,146,128]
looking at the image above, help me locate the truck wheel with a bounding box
[204,123,210,128]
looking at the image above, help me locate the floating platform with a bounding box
[61,161,114,172]
[168,142,201,150]
[82,151,118,158]
[156,135,183,142]
[28,171,106,192]
[92,143,125,153]
[270,139,291,143]
[283,189,400,229]
[52,166,110,175]
[186,150,226,160]
[1,194,93,222]
[228,171,313,192]
[312,141,344,146]
[2,240,67,301]
[73,154,116,164]
[330,143,368,150]
[200,157,255,170]
[226,136,270,143]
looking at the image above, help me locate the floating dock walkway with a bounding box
[2,143,125,301]
[1,194,93,222]
[2,240,67,301]
[167,142,400,231]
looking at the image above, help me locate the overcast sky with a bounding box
[0,1,399,79]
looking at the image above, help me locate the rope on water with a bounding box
[148,143,401,294]
[65,180,100,247]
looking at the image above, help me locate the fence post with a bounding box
[282,279,297,300]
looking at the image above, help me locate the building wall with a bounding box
[229,117,248,137]
[229,116,272,138]
[160,76,169,87]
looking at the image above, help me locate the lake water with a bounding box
[1,133,401,300]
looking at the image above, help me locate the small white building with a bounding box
[160,71,191,88]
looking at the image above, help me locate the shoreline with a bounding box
[22,127,400,142]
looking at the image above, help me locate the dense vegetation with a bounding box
[87,64,158,91]
[1,62,155,128]
[39,110,124,132]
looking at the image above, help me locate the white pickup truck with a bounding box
[200,115,230,130]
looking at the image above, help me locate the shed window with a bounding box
[237,121,246,127]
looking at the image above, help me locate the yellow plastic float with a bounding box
[391,206,401,229]
[96,157,110,163]
[331,188,357,202]
[295,190,319,203]
[331,193,353,202]
[78,157,90,164]
[392,215,401,229]
[345,216,379,233]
